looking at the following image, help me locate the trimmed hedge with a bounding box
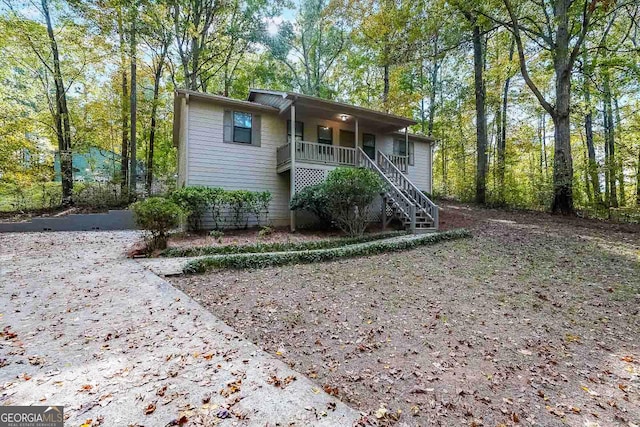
[183,228,471,274]
[161,230,408,258]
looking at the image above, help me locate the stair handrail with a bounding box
[357,148,416,230]
[376,151,439,228]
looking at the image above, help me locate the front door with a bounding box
[339,130,355,148]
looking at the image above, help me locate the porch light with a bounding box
[340,114,349,121]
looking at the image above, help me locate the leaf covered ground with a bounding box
[172,202,640,426]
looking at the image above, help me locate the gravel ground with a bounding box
[172,202,640,426]
[0,231,359,426]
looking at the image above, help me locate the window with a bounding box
[287,120,304,143]
[317,126,333,144]
[363,133,376,159]
[393,139,407,157]
[233,112,252,144]
[393,139,414,165]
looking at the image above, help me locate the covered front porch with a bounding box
[273,93,413,174]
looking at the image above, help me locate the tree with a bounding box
[267,0,345,97]
[499,0,616,214]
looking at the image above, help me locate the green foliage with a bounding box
[289,184,332,227]
[209,230,225,238]
[257,225,274,238]
[169,186,272,230]
[161,230,407,257]
[290,169,385,235]
[131,197,184,250]
[170,186,219,231]
[323,167,385,236]
[183,229,471,273]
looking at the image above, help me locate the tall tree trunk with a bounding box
[583,60,601,205]
[471,23,488,204]
[614,97,625,206]
[603,71,617,208]
[42,0,72,206]
[129,2,137,194]
[147,47,167,194]
[117,7,129,192]
[382,63,389,112]
[637,145,640,206]
[550,1,574,215]
[428,59,439,136]
[496,40,513,204]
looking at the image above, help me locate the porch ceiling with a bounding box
[288,103,411,133]
[249,89,417,133]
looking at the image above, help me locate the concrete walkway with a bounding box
[0,231,360,426]
[138,233,431,276]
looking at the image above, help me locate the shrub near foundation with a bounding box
[132,197,184,250]
[183,228,471,274]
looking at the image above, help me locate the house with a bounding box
[173,89,439,232]
[54,147,144,183]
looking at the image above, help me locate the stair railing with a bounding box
[376,151,439,229]
[357,148,416,232]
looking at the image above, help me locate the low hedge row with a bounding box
[161,230,408,258]
[183,228,471,274]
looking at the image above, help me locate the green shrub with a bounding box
[209,230,225,238]
[223,190,255,229]
[257,225,274,238]
[289,184,333,228]
[183,228,470,273]
[132,197,184,250]
[253,191,272,226]
[170,186,219,231]
[161,230,407,258]
[323,167,385,237]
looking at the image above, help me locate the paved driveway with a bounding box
[0,231,359,426]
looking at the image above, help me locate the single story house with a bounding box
[173,89,439,232]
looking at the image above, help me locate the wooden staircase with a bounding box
[357,148,439,233]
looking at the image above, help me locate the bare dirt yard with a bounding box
[171,202,640,426]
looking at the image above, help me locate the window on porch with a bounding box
[318,126,333,145]
[393,139,414,165]
[287,120,304,143]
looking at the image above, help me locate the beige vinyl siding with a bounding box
[186,99,290,227]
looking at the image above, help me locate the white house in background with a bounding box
[173,89,439,232]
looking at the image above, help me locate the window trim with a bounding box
[317,125,333,145]
[232,111,252,144]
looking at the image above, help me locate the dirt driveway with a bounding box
[172,203,640,426]
[0,231,358,426]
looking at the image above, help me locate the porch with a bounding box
[276,140,408,173]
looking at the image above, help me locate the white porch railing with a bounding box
[386,154,408,172]
[276,141,358,167]
[377,152,438,227]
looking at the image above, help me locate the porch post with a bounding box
[290,104,296,232]
[405,127,409,171]
[355,118,359,148]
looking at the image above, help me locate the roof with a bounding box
[173,88,436,145]
[248,89,417,131]
[391,131,437,144]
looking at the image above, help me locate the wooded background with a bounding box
[1,0,638,215]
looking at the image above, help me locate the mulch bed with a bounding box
[171,202,640,426]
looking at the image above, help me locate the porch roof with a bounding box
[248,89,417,133]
